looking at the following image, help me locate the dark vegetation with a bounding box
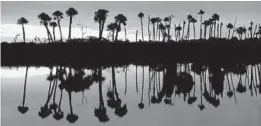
[2,38,261,67]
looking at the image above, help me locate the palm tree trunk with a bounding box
[204,25,207,39]
[22,24,26,43]
[99,21,102,40]
[136,30,138,42]
[68,92,73,114]
[124,27,127,41]
[200,15,202,39]
[98,68,104,107]
[182,22,185,40]
[228,29,231,39]
[45,25,53,43]
[217,23,219,38]
[22,67,29,106]
[153,24,155,41]
[187,22,190,40]
[140,18,144,41]
[141,70,144,103]
[193,23,196,39]
[124,67,128,95]
[53,27,56,41]
[101,21,105,40]
[214,22,216,38]
[136,65,139,93]
[57,20,63,42]
[58,89,63,109]
[68,16,72,40]
[112,29,115,41]
[220,24,222,39]
[148,16,151,41]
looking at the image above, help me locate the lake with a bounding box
[1,63,261,126]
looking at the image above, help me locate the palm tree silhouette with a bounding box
[66,7,78,40]
[53,89,64,120]
[249,21,254,38]
[114,14,127,41]
[219,22,223,38]
[138,68,145,109]
[66,91,78,123]
[198,74,205,111]
[53,10,64,42]
[236,27,244,40]
[50,22,57,41]
[226,23,234,39]
[95,68,109,122]
[212,13,220,38]
[191,17,197,39]
[39,68,56,118]
[38,12,53,42]
[150,17,158,41]
[198,10,205,39]
[159,23,166,42]
[17,17,28,43]
[242,26,247,39]
[138,12,144,41]
[186,15,193,40]
[181,20,186,40]
[202,20,210,39]
[17,66,29,114]
[94,9,109,40]
[107,22,118,41]
[175,24,182,41]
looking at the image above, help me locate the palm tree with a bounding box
[94,68,109,122]
[212,13,220,38]
[38,12,53,43]
[66,91,78,123]
[175,24,182,41]
[159,23,166,42]
[236,27,244,40]
[249,21,253,38]
[186,15,193,40]
[198,10,205,39]
[148,15,151,41]
[226,23,234,39]
[181,20,186,40]
[107,22,118,41]
[17,17,28,43]
[191,17,197,39]
[138,12,144,41]
[17,67,29,114]
[50,22,57,41]
[151,17,158,41]
[53,10,64,42]
[114,14,127,41]
[219,22,223,38]
[66,7,78,40]
[242,26,247,39]
[94,9,109,40]
[164,16,173,41]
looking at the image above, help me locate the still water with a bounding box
[1,64,261,126]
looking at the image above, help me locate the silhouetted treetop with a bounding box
[115,14,127,23]
[53,10,64,20]
[17,17,28,25]
[50,22,57,27]
[198,10,205,15]
[94,9,109,23]
[38,12,52,25]
[66,7,78,17]
[138,12,144,18]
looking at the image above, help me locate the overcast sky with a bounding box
[1,1,261,42]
